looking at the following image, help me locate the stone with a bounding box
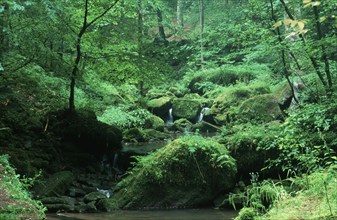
[34,171,74,197]
[238,94,283,123]
[147,96,173,120]
[172,98,203,122]
[83,192,106,203]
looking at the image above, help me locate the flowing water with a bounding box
[47,209,237,220]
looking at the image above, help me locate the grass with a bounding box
[0,154,46,220]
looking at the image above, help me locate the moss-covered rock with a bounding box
[123,128,170,142]
[34,171,74,197]
[172,118,193,132]
[192,121,220,133]
[237,94,283,123]
[107,135,237,209]
[147,96,173,120]
[220,122,280,180]
[208,84,270,125]
[274,82,293,111]
[51,109,122,159]
[83,192,107,203]
[145,114,165,131]
[172,97,203,122]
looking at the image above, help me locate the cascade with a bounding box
[166,108,174,125]
[112,152,119,172]
[196,107,210,123]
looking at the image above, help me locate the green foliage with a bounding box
[98,106,152,130]
[234,207,258,220]
[264,101,337,174]
[262,166,337,219]
[0,154,46,220]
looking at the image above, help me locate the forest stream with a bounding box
[47,209,238,220]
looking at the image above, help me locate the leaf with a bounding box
[273,21,282,28]
[284,19,294,26]
[312,1,321,6]
[303,0,312,3]
[320,16,326,22]
[298,21,305,30]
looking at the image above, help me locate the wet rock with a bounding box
[44,204,75,213]
[172,98,203,122]
[83,192,106,203]
[34,171,74,197]
[147,96,173,120]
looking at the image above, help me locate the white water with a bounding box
[196,107,210,123]
[166,108,173,125]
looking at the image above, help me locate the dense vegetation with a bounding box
[1,0,337,219]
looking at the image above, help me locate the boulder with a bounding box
[237,94,283,123]
[107,135,237,209]
[172,98,203,122]
[83,192,107,203]
[274,83,293,110]
[147,96,173,120]
[34,171,74,197]
[172,118,193,132]
[192,121,220,133]
[51,109,122,159]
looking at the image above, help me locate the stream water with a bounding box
[47,209,237,220]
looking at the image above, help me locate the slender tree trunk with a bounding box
[0,2,8,64]
[137,0,145,96]
[313,6,332,90]
[279,0,328,89]
[199,0,204,69]
[177,0,184,29]
[157,8,168,46]
[270,0,298,103]
[69,0,120,112]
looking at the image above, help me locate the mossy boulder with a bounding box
[238,94,283,123]
[107,135,237,209]
[220,122,281,180]
[172,118,193,132]
[34,171,74,197]
[192,121,220,133]
[145,114,165,131]
[83,192,107,203]
[208,84,270,125]
[172,97,204,122]
[51,109,122,159]
[147,96,173,120]
[124,128,170,142]
[274,82,293,110]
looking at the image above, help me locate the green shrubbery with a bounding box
[0,155,46,220]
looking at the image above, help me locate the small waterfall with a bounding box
[166,108,174,125]
[112,152,119,171]
[196,107,210,123]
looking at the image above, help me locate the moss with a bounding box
[107,135,237,209]
[172,98,203,122]
[208,83,271,125]
[147,96,173,119]
[172,118,193,132]
[237,94,283,123]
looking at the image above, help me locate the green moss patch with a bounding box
[107,135,237,209]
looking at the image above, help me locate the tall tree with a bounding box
[177,0,184,29]
[69,0,120,112]
[199,0,204,68]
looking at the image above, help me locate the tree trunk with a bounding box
[313,6,332,90]
[157,8,168,46]
[69,0,120,112]
[279,0,328,90]
[137,0,145,96]
[199,0,204,69]
[177,0,184,29]
[0,2,8,64]
[270,0,298,103]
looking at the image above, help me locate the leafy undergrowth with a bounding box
[0,154,46,220]
[234,166,337,220]
[261,166,337,220]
